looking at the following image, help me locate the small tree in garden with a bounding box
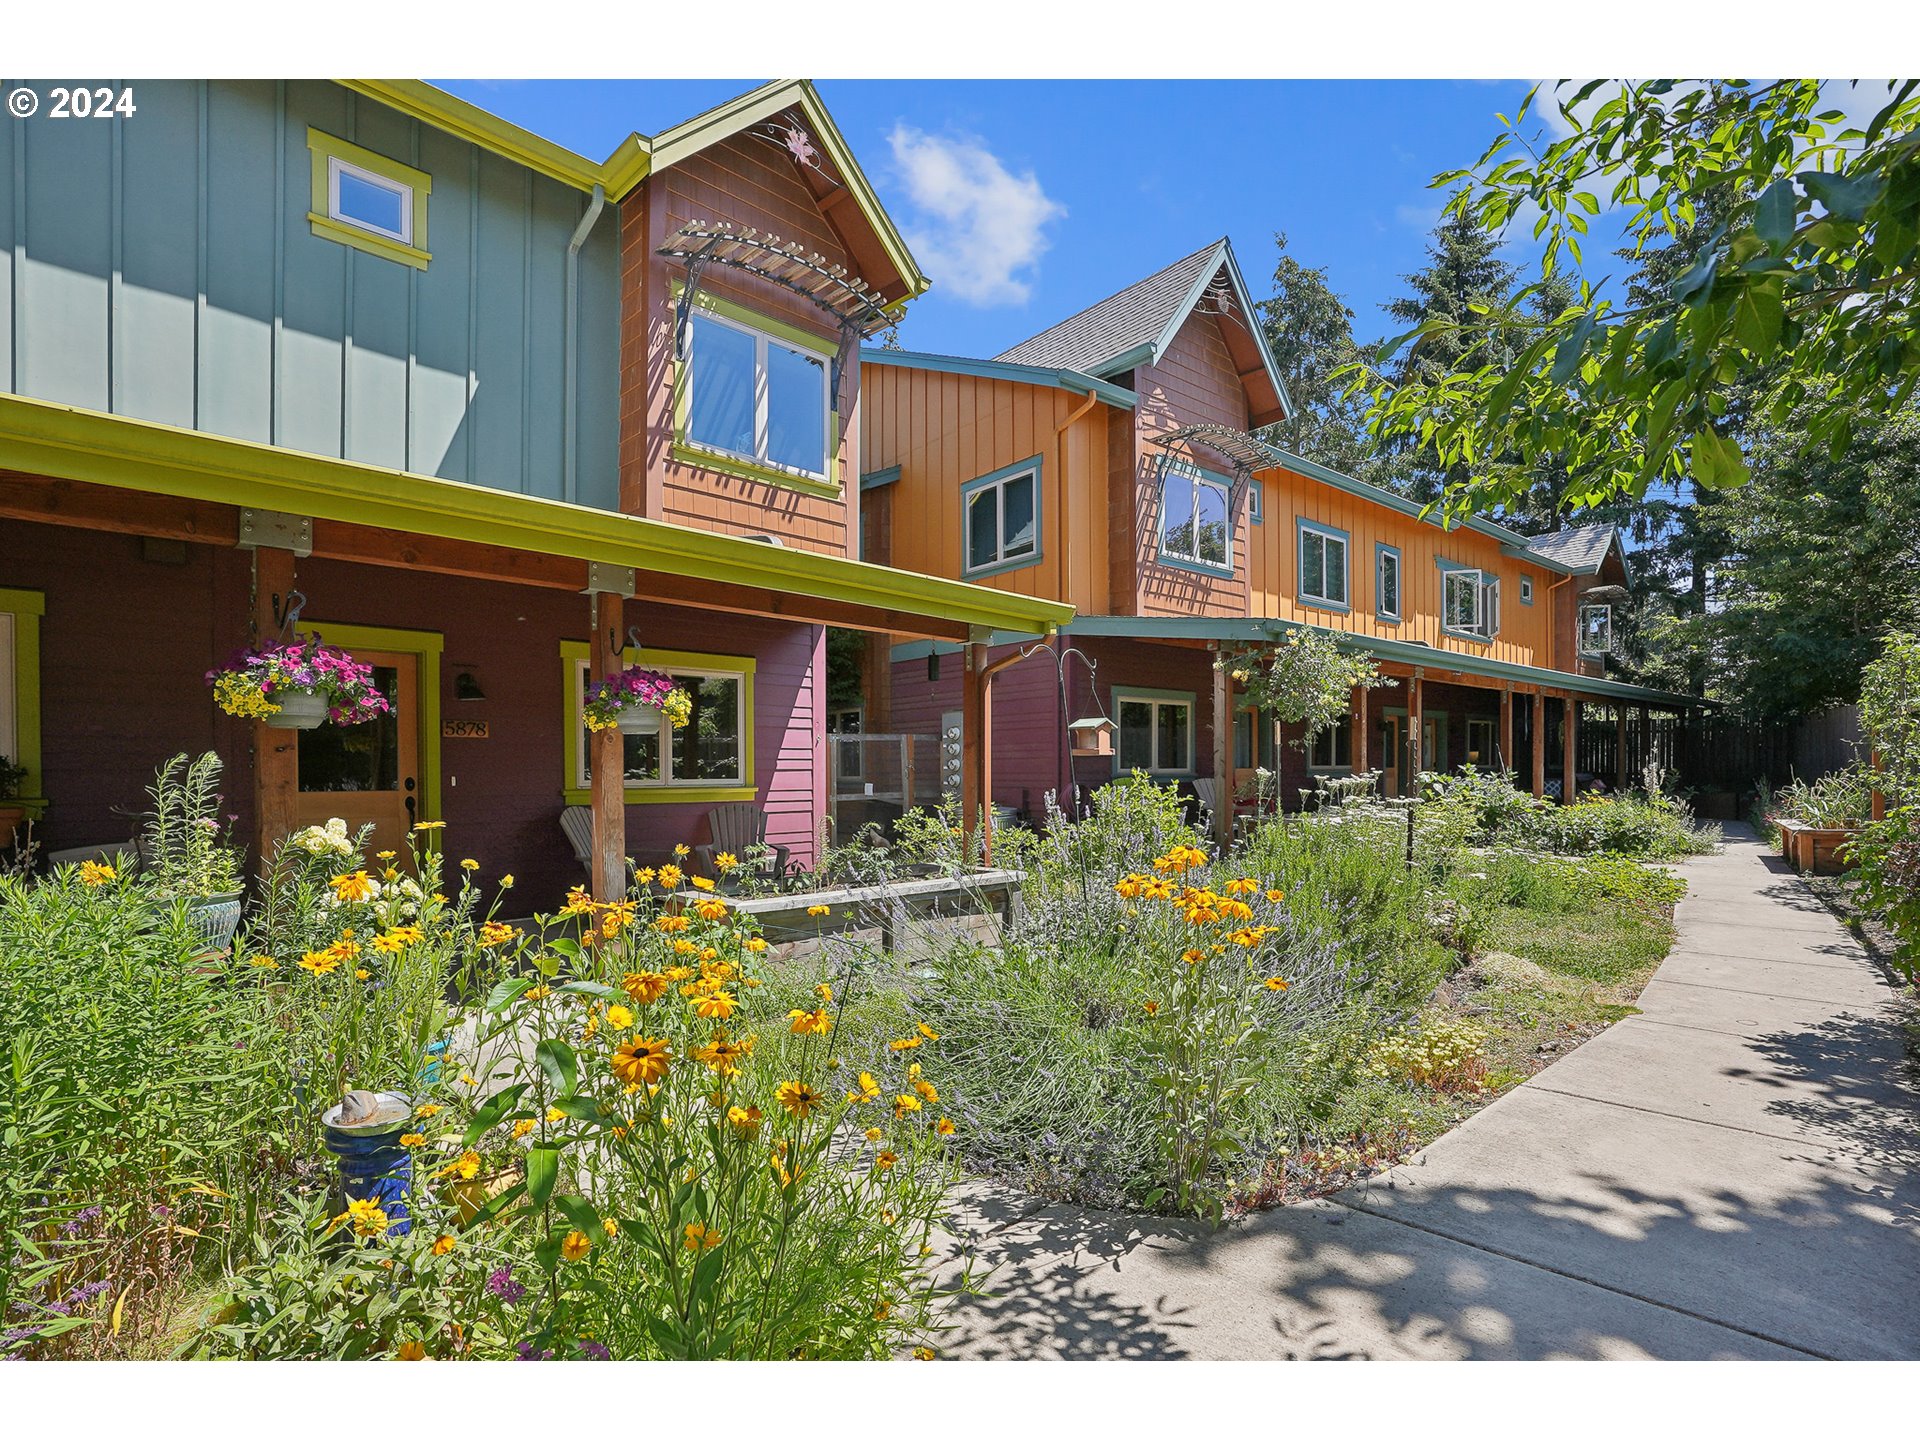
[1221,629,1384,753]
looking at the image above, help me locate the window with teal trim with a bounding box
[963,462,1039,575]
[1442,565,1501,640]
[1377,545,1402,620]
[1299,522,1349,607]
[1117,694,1192,773]
[1519,575,1535,605]
[1159,463,1232,571]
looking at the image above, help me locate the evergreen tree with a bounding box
[1380,204,1521,502]
[1253,233,1389,482]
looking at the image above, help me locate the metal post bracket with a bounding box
[236,509,313,557]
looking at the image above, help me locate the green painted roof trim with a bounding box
[861,348,1136,409]
[860,465,902,491]
[0,394,1073,639]
[1260,444,1587,573]
[1053,614,1707,708]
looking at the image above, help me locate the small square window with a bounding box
[331,159,411,243]
[306,128,431,269]
[1519,575,1535,605]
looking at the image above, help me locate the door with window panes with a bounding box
[295,650,418,860]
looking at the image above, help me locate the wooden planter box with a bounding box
[1778,821,1861,876]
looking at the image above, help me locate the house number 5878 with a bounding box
[49,87,139,119]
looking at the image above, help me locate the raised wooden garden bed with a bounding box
[680,869,1025,960]
[1777,821,1860,876]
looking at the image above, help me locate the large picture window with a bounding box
[683,304,832,484]
[1298,520,1349,609]
[563,644,755,803]
[1116,691,1193,774]
[962,457,1041,576]
[1159,463,1231,572]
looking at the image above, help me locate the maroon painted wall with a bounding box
[2,519,824,911]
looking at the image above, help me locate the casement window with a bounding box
[1116,691,1194,774]
[1159,462,1232,572]
[1519,575,1535,605]
[563,644,755,803]
[1579,603,1615,655]
[685,307,832,484]
[1307,721,1354,772]
[306,129,431,269]
[1466,717,1497,767]
[962,457,1042,576]
[1298,520,1350,610]
[1376,544,1403,621]
[1442,566,1501,640]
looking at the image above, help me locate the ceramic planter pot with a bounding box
[266,691,329,729]
[615,702,663,735]
[185,889,246,957]
[321,1090,416,1236]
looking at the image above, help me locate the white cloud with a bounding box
[887,124,1064,307]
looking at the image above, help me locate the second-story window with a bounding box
[686,308,831,483]
[1579,603,1614,655]
[1298,520,1349,609]
[1159,463,1232,572]
[1443,566,1501,640]
[962,457,1041,576]
[1377,545,1402,620]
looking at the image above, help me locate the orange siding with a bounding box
[859,362,1113,615]
[1251,464,1557,669]
[617,134,857,557]
[1131,311,1251,618]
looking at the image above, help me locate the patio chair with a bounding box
[694,803,790,880]
[1191,776,1224,832]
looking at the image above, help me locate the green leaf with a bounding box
[1690,427,1750,490]
[549,1095,608,1127]
[1798,169,1885,223]
[460,1082,528,1147]
[1551,316,1597,384]
[526,1143,561,1208]
[483,976,531,1014]
[1731,281,1784,355]
[555,1193,602,1236]
[534,1038,578,1099]
[1754,178,1797,250]
[1671,249,1719,305]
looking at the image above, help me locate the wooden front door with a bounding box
[294,649,419,860]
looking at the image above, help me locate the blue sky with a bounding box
[438,78,1617,360]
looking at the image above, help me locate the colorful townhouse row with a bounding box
[0,78,1697,907]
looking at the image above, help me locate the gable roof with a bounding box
[860,347,1137,410]
[1525,523,1625,576]
[341,79,927,305]
[993,239,1291,426]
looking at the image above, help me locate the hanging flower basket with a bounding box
[207,636,393,729]
[583,666,692,735]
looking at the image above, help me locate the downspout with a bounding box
[562,183,607,505]
[1054,387,1101,803]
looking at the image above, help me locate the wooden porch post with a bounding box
[1531,692,1546,800]
[589,589,628,902]
[961,640,989,859]
[251,545,299,868]
[1499,686,1514,776]
[1351,683,1369,779]
[1563,693,1579,804]
[1616,704,1630,791]
[1211,653,1232,847]
[1408,670,1424,782]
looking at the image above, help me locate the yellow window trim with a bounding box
[307,127,433,269]
[0,587,45,810]
[667,281,844,500]
[559,640,758,806]
[305,621,444,824]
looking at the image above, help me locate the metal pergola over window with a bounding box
[1151,422,1281,520]
[658,221,898,407]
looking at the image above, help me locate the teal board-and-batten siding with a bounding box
[0,79,619,508]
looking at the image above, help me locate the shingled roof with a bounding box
[1525,523,1622,575]
[993,239,1291,426]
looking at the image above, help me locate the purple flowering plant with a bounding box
[581,665,692,734]
[206,635,392,726]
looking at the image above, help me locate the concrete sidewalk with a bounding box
[936,825,1920,1360]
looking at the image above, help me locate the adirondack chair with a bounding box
[560,805,594,873]
[695,803,790,880]
[1191,776,1224,832]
